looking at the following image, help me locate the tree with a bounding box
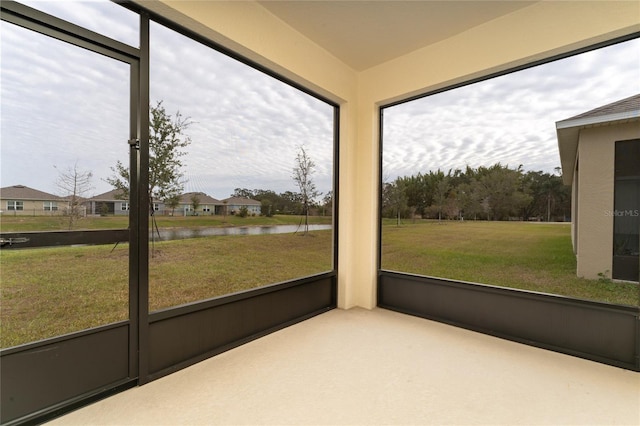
[476,164,531,220]
[280,190,303,214]
[382,179,408,226]
[165,194,180,216]
[253,189,280,216]
[190,194,200,215]
[106,101,192,212]
[232,188,254,199]
[457,180,484,220]
[520,168,570,221]
[543,168,569,222]
[292,146,320,234]
[260,199,273,217]
[399,173,431,218]
[431,174,451,222]
[99,202,109,217]
[55,163,93,230]
[321,191,333,216]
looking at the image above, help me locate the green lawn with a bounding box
[382,220,638,306]
[1,219,637,349]
[0,230,333,348]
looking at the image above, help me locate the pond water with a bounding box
[153,224,332,241]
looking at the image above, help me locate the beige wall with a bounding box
[571,161,579,254]
[146,0,639,308]
[575,123,639,280]
[0,199,64,216]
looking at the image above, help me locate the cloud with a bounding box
[1,6,334,201]
[2,3,637,200]
[383,38,640,180]
[1,19,129,196]
[19,0,139,46]
[148,21,334,199]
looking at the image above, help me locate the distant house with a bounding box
[556,94,639,282]
[173,192,221,216]
[0,185,66,216]
[220,196,261,216]
[88,189,130,216]
[88,189,171,215]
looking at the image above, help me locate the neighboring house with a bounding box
[0,184,66,216]
[174,192,221,216]
[556,94,640,282]
[220,196,261,216]
[87,189,130,216]
[89,189,169,215]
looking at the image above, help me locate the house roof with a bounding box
[0,185,61,201]
[557,94,640,128]
[556,94,640,185]
[222,196,261,206]
[177,192,220,205]
[90,189,128,201]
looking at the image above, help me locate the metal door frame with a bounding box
[0,3,149,423]
[1,3,340,423]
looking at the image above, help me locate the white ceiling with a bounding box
[258,1,536,71]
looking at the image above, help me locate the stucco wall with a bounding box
[0,199,63,216]
[351,1,639,307]
[354,1,640,306]
[571,162,579,254]
[143,0,639,308]
[576,122,640,280]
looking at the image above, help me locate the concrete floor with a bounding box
[48,308,639,425]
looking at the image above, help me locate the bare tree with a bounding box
[55,163,93,229]
[292,146,320,235]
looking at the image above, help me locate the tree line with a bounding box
[104,102,331,222]
[231,188,332,217]
[105,102,569,225]
[382,164,570,223]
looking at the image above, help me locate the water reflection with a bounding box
[154,224,332,241]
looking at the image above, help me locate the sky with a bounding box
[383,37,640,181]
[1,1,639,200]
[1,0,335,200]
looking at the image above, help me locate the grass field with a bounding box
[382,220,638,306]
[0,230,333,348]
[1,219,637,348]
